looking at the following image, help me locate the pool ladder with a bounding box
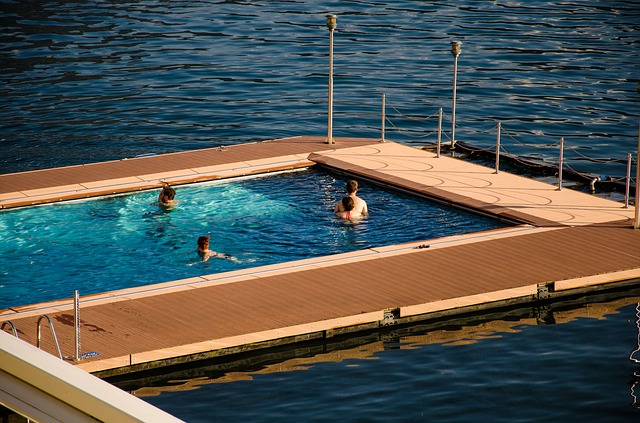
[1,320,19,338]
[1,315,63,360]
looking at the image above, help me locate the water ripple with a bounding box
[1,0,638,176]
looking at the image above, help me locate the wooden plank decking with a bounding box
[1,136,639,377]
[0,136,375,209]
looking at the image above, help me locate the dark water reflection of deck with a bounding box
[130,291,640,422]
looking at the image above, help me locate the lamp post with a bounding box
[450,41,462,148]
[326,14,337,144]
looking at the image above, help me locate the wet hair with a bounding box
[197,236,210,251]
[162,186,176,200]
[346,180,358,194]
[341,196,355,211]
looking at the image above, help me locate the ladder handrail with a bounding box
[37,314,63,360]
[1,320,19,338]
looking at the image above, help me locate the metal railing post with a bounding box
[437,107,442,158]
[495,121,501,174]
[75,290,80,361]
[450,41,462,148]
[381,93,386,142]
[558,137,564,191]
[635,114,640,229]
[626,153,632,209]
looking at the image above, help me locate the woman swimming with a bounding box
[334,196,362,221]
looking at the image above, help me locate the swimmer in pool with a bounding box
[335,196,362,221]
[157,183,177,209]
[334,179,368,216]
[197,235,237,262]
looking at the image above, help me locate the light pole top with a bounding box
[326,14,337,30]
[451,40,462,57]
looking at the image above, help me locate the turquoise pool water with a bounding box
[0,168,506,309]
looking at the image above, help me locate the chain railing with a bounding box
[380,94,638,206]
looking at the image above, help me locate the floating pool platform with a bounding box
[2,136,640,378]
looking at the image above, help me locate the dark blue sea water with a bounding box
[2,1,640,421]
[1,1,638,179]
[136,297,640,423]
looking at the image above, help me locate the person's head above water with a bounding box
[197,235,210,252]
[161,185,176,201]
[346,180,358,194]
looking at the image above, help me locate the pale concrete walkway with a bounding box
[310,142,635,227]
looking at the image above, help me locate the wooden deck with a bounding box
[1,136,639,377]
[0,136,375,209]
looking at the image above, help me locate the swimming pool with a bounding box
[0,168,507,309]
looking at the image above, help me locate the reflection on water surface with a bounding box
[110,291,640,422]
